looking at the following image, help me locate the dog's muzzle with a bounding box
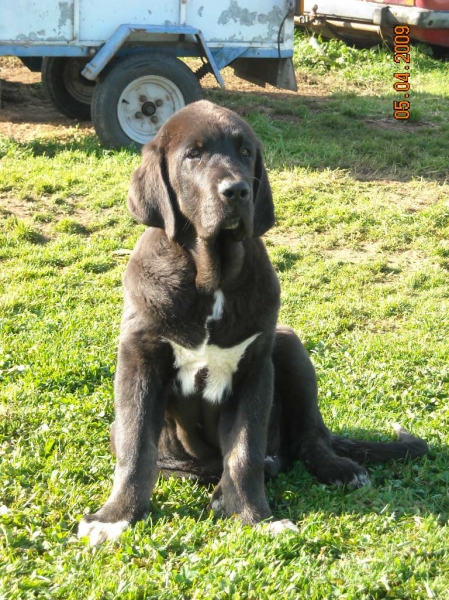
[218,179,253,241]
[219,179,251,204]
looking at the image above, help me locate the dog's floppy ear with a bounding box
[127,142,177,240]
[253,147,275,237]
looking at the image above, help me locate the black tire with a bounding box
[20,57,43,72]
[41,57,94,120]
[91,53,203,149]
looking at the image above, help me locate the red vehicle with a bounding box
[295,1,449,48]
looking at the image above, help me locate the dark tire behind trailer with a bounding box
[41,57,95,120]
[91,53,203,149]
[20,57,43,72]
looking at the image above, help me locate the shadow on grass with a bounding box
[147,427,447,526]
[159,414,445,523]
[2,77,448,181]
[264,427,448,524]
[206,87,449,183]
[0,134,139,159]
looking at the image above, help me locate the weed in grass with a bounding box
[33,212,54,224]
[4,215,43,244]
[54,218,89,235]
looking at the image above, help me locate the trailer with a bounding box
[0,1,297,148]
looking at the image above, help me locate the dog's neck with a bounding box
[188,233,246,295]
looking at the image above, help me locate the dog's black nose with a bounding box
[219,180,250,202]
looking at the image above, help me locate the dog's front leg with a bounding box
[78,338,167,545]
[213,357,274,526]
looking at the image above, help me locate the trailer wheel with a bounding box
[41,57,94,120]
[91,54,203,149]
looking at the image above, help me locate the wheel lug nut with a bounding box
[135,111,143,119]
[139,95,147,102]
[150,116,158,123]
[155,99,163,107]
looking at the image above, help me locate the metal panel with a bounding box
[0,0,75,42]
[0,0,295,53]
[186,0,294,46]
[78,0,180,42]
[75,0,294,45]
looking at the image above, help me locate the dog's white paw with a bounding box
[77,518,129,546]
[334,472,371,489]
[349,472,371,488]
[210,495,225,515]
[264,519,299,535]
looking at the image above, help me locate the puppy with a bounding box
[78,101,427,545]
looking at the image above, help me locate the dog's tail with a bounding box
[330,423,428,463]
[157,456,222,484]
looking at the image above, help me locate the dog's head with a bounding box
[127,100,275,243]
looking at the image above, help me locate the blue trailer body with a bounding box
[0,1,297,146]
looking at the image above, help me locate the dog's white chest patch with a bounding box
[207,288,225,323]
[169,289,260,403]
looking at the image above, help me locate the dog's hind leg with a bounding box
[272,326,370,487]
[272,326,427,486]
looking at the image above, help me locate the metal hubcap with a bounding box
[117,75,185,144]
[141,101,156,116]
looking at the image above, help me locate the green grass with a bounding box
[1,37,449,599]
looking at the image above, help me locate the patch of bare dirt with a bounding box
[0,196,40,221]
[267,230,432,272]
[0,57,332,142]
[384,186,443,213]
[200,66,329,99]
[323,243,429,271]
[0,194,119,239]
[365,117,436,132]
[0,57,94,141]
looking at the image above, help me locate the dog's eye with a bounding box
[241,147,251,158]
[187,148,202,159]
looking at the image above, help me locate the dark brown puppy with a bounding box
[78,100,427,544]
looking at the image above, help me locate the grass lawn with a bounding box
[1,34,449,598]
